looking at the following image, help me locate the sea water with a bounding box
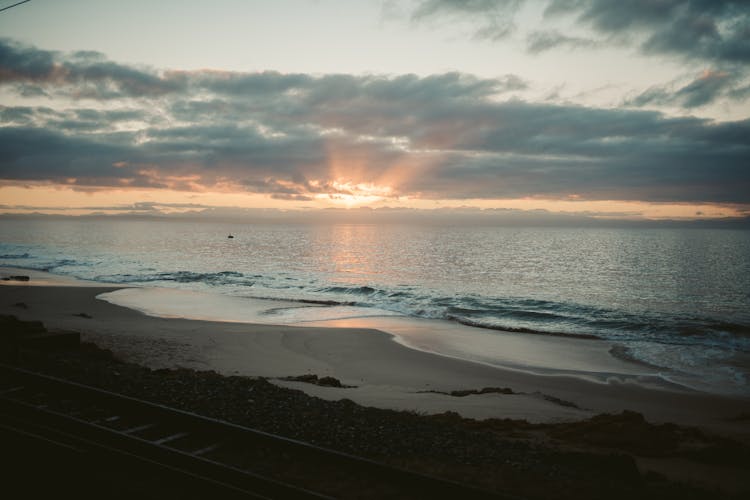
[2,218,749,395]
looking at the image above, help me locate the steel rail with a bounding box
[0,363,511,499]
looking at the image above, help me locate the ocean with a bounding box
[2,217,749,395]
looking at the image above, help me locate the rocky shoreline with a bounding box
[2,314,749,499]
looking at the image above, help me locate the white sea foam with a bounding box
[97,287,404,325]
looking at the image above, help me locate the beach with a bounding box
[2,268,748,435]
[3,269,750,497]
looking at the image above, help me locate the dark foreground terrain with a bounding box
[1,314,749,499]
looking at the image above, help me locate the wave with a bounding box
[256,281,750,348]
[676,320,750,338]
[446,305,563,322]
[608,344,667,370]
[0,252,31,259]
[444,314,602,339]
[42,259,80,270]
[6,254,748,349]
[298,298,357,306]
[95,270,250,286]
[261,282,749,345]
[316,285,397,296]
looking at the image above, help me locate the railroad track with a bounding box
[0,363,510,499]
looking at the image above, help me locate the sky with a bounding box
[1,0,749,221]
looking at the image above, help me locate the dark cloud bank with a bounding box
[415,0,750,64]
[0,37,749,206]
[412,0,750,109]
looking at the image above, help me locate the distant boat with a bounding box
[227,234,234,239]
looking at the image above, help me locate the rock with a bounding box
[423,386,516,397]
[285,374,319,383]
[282,373,356,388]
[317,376,343,388]
[3,275,30,281]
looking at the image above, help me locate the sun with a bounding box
[316,180,394,207]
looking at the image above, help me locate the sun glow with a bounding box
[316,180,395,207]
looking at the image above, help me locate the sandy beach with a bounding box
[3,268,750,498]
[1,268,748,438]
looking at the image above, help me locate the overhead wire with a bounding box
[0,0,32,14]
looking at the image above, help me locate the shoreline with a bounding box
[5,266,658,385]
[94,282,740,396]
[1,270,749,439]
[5,265,748,397]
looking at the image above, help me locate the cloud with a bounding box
[545,0,750,64]
[409,1,750,66]
[673,70,735,107]
[626,69,739,108]
[409,0,522,41]
[1,39,749,205]
[0,201,210,212]
[526,30,600,54]
[727,83,750,100]
[0,38,185,99]
[405,1,750,108]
